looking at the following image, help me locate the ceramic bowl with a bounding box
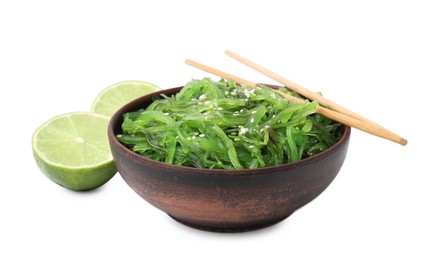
[108,86,350,232]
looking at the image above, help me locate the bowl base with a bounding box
[168,213,293,233]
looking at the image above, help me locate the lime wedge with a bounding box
[91,80,160,118]
[32,112,117,191]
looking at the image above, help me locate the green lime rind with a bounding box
[32,112,117,191]
[91,80,160,118]
[32,151,117,191]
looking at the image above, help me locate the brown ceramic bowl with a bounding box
[108,86,350,232]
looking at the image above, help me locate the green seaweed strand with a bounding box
[117,78,341,169]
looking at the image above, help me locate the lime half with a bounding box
[32,112,117,191]
[91,80,160,118]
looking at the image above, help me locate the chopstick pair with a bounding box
[185,50,407,146]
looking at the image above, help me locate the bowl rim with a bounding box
[108,86,351,176]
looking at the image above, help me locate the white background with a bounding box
[1,0,438,259]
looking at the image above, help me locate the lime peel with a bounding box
[32,112,117,191]
[91,80,160,118]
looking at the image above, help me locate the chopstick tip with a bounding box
[400,138,408,146]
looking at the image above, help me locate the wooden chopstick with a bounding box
[186,60,301,102]
[185,59,407,146]
[224,50,407,146]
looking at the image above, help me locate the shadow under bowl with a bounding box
[108,87,351,232]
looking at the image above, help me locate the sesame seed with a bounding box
[249,145,254,149]
[243,89,250,98]
[251,111,257,114]
[238,125,249,135]
[250,118,255,123]
[199,134,205,137]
